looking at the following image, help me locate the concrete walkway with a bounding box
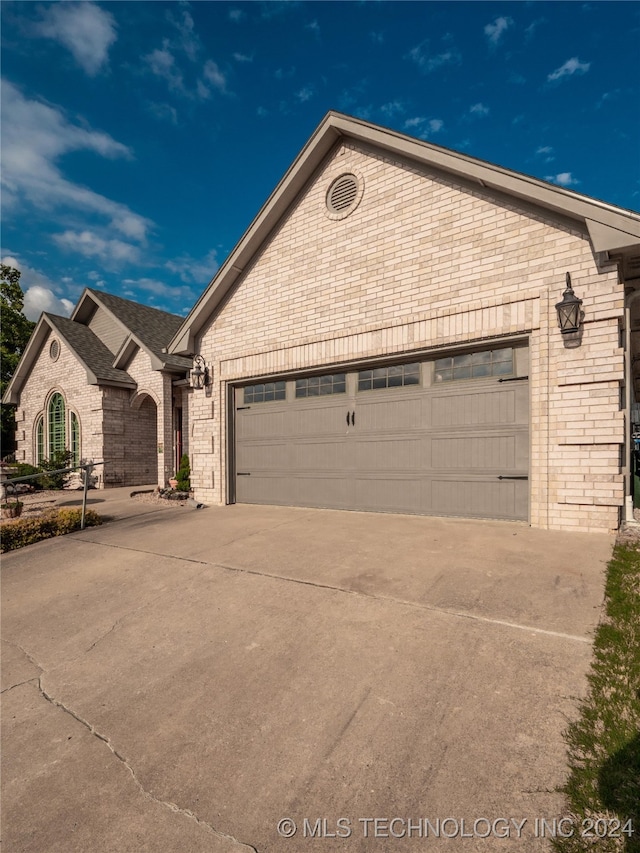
[1,500,614,852]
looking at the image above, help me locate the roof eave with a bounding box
[167,110,640,354]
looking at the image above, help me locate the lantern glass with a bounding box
[555,275,582,334]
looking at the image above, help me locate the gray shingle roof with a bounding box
[45,314,136,385]
[88,290,192,370]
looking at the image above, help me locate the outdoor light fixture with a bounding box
[555,272,583,334]
[190,354,209,389]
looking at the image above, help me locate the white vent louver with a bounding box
[327,174,359,214]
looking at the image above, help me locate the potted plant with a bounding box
[168,475,179,489]
[1,500,23,519]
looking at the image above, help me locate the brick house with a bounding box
[3,288,191,487]
[5,113,640,531]
[169,112,640,533]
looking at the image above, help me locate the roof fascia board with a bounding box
[168,119,341,354]
[167,110,640,354]
[331,113,640,235]
[2,316,51,404]
[586,219,640,254]
[112,336,140,370]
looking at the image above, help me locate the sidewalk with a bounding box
[52,484,180,523]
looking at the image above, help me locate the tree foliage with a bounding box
[1,265,36,456]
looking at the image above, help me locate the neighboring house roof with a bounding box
[2,313,136,404]
[3,290,191,405]
[168,110,640,355]
[73,289,193,372]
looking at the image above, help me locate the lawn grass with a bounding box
[554,544,640,853]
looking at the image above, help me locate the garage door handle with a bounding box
[237,472,251,476]
[497,475,528,480]
[498,376,529,383]
[352,410,355,425]
[346,411,351,426]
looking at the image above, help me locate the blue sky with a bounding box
[2,1,639,321]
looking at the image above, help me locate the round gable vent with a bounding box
[325,172,363,220]
[49,339,60,361]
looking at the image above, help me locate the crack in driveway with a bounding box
[2,637,258,853]
[36,675,259,853]
[65,537,591,643]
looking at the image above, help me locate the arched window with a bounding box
[37,393,81,465]
[48,393,66,455]
[35,415,44,464]
[70,411,80,465]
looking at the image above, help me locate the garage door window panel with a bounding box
[296,373,346,398]
[358,363,420,391]
[434,348,514,383]
[244,382,286,404]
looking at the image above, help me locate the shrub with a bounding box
[0,508,102,553]
[176,453,191,491]
[39,451,74,489]
[11,462,43,490]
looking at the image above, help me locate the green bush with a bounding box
[0,508,102,553]
[176,453,191,491]
[11,462,43,490]
[38,450,74,489]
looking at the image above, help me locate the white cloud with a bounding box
[547,57,590,82]
[408,40,461,72]
[1,81,151,243]
[536,145,555,162]
[166,8,200,62]
[484,16,513,45]
[53,230,142,264]
[470,102,490,117]
[202,60,228,93]
[147,101,178,124]
[295,86,314,103]
[275,67,296,80]
[233,52,253,63]
[122,277,196,303]
[145,43,186,93]
[256,106,268,118]
[228,9,245,23]
[2,253,75,320]
[34,1,117,76]
[306,20,320,38]
[403,116,443,138]
[545,172,579,186]
[381,101,405,117]
[23,286,74,321]
[370,32,384,44]
[165,249,218,285]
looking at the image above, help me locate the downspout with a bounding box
[624,289,640,522]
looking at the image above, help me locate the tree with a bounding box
[1,265,35,456]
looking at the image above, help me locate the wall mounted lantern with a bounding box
[555,272,583,334]
[190,354,209,389]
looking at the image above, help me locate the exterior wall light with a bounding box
[555,272,583,334]
[191,355,209,389]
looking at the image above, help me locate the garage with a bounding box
[234,343,529,520]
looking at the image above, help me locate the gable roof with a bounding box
[73,289,192,371]
[3,289,191,405]
[2,313,136,404]
[168,110,640,355]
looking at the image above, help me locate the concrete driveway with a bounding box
[1,502,613,852]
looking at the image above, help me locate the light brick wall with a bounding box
[15,333,175,489]
[189,141,624,531]
[13,328,105,480]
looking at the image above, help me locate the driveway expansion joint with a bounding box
[32,671,259,853]
[213,562,592,643]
